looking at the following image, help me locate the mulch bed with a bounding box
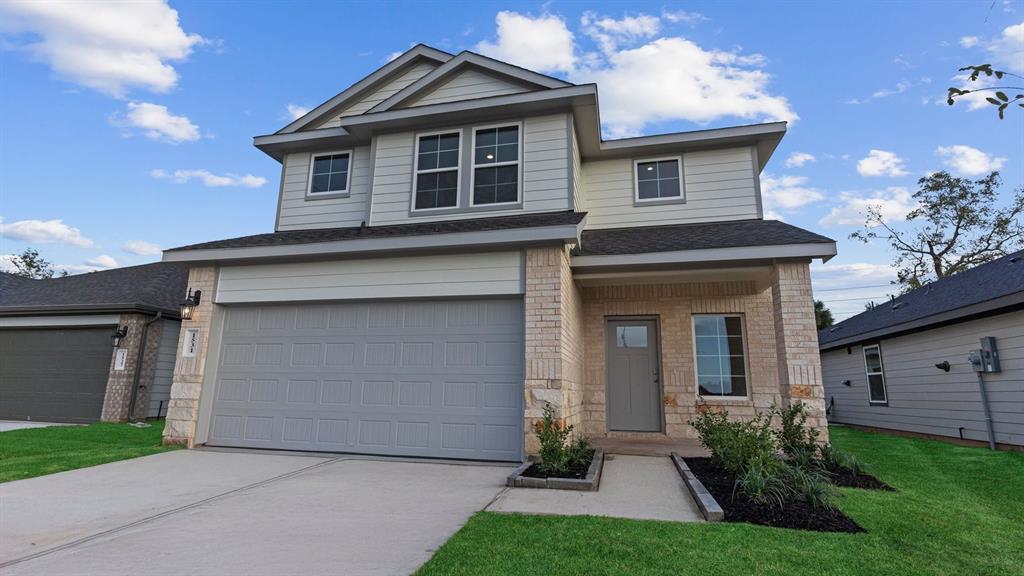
[520,456,593,480]
[824,462,895,491]
[684,457,865,533]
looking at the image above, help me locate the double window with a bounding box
[472,124,520,206]
[634,157,683,203]
[307,151,352,196]
[693,315,748,398]
[413,131,461,210]
[863,344,888,404]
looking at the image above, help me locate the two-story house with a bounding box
[161,44,836,460]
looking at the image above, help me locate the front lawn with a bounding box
[417,427,1024,576]
[0,420,179,483]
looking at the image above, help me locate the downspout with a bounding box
[127,312,162,422]
[975,371,997,450]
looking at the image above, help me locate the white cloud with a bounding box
[0,218,93,247]
[114,102,200,143]
[475,11,576,74]
[987,21,1024,73]
[151,168,267,188]
[86,254,118,269]
[870,80,911,99]
[0,254,16,273]
[819,187,917,227]
[0,0,205,97]
[122,240,162,256]
[285,103,310,120]
[935,145,1007,176]
[784,152,816,168]
[760,174,824,220]
[959,36,980,48]
[662,9,708,24]
[856,149,909,177]
[815,262,896,279]
[581,12,660,54]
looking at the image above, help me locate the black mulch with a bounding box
[520,457,593,480]
[824,463,895,491]
[684,457,865,533]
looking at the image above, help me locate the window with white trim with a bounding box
[634,157,682,202]
[693,315,748,397]
[472,124,520,205]
[308,151,351,195]
[863,344,888,404]
[414,131,460,210]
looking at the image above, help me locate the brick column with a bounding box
[771,261,829,441]
[523,245,584,454]
[162,266,217,446]
[101,313,149,421]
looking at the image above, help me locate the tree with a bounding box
[814,300,833,330]
[851,171,1024,292]
[7,248,67,279]
[947,64,1024,119]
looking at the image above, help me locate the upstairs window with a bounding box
[863,344,888,404]
[308,151,351,196]
[634,157,683,202]
[472,124,520,206]
[693,315,748,398]
[414,131,461,210]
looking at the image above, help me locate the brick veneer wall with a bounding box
[100,312,164,422]
[162,265,217,446]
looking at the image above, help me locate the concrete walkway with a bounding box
[0,450,511,576]
[488,454,703,522]
[0,421,76,433]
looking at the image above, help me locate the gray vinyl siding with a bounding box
[570,117,584,212]
[580,146,759,229]
[147,319,180,418]
[215,251,524,304]
[822,309,1024,446]
[275,147,371,231]
[313,60,439,128]
[405,68,531,107]
[369,113,569,226]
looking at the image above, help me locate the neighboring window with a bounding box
[308,151,351,196]
[414,131,461,210]
[863,344,888,404]
[472,124,520,206]
[634,157,683,202]
[693,315,748,397]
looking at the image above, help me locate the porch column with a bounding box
[771,261,829,440]
[523,245,584,454]
[162,265,218,446]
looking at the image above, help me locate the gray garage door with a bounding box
[0,327,113,423]
[207,298,524,461]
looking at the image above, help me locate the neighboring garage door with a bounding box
[0,327,113,423]
[207,298,524,461]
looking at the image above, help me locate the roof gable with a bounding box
[366,51,573,113]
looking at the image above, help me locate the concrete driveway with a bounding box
[0,449,511,576]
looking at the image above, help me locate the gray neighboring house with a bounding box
[0,262,188,424]
[819,250,1024,448]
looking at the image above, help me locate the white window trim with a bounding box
[863,344,888,404]
[633,155,684,204]
[306,149,353,197]
[469,121,523,208]
[691,313,752,401]
[410,128,463,212]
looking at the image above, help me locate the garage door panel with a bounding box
[208,299,524,460]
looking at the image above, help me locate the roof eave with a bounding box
[572,241,836,270]
[0,303,181,319]
[586,122,787,168]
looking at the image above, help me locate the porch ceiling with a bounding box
[573,265,774,291]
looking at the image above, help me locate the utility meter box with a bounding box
[979,336,1001,373]
[968,350,984,372]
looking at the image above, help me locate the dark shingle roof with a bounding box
[578,219,834,256]
[818,250,1024,350]
[0,262,189,317]
[167,210,586,252]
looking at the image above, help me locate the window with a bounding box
[693,315,748,397]
[472,124,520,206]
[863,345,888,404]
[308,151,351,196]
[414,131,461,210]
[615,326,648,348]
[634,157,683,202]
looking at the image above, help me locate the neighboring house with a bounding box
[819,250,1024,448]
[159,44,837,460]
[0,263,187,424]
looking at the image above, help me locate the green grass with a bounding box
[0,420,179,483]
[418,427,1024,576]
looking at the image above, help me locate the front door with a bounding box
[606,320,661,432]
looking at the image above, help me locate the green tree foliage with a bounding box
[814,300,833,330]
[947,65,1024,119]
[8,248,67,279]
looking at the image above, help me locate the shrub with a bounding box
[772,401,820,458]
[734,453,788,508]
[783,464,837,510]
[690,409,775,474]
[535,403,572,474]
[820,443,868,476]
[565,435,595,470]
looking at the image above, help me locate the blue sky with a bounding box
[1,1,1021,319]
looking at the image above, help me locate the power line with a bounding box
[820,295,889,303]
[812,283,893,292]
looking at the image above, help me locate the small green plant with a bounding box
[690,409,775,474]
[566,435,595,469]
[772,401,820,458]
[535,402,572,474]
[783,465,837,510]
[735,453,788,509]
[820,443,868,476]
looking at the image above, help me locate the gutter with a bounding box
[0,303,180,319]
